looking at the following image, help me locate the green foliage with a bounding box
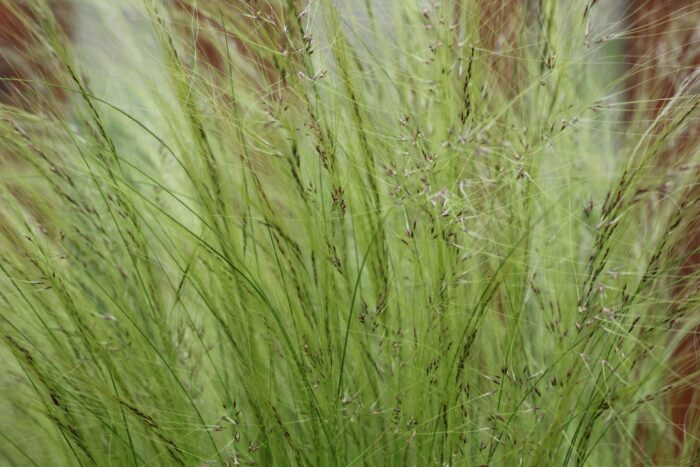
[0,0,698,465]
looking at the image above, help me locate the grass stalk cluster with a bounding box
[0,0,698,465]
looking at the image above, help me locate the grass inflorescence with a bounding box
[0,0,698,465]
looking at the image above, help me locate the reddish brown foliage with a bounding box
[626,1,700,457]
[0,2,73,105]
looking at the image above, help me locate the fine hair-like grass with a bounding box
[0,0,698,465]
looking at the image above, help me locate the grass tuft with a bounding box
[0,0,698,465]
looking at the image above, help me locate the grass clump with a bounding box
[0,0,698,465]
